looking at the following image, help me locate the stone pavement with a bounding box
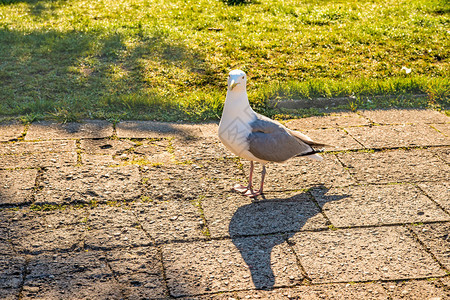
[0,109,449,299]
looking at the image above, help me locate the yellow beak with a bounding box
[230,80,238,90]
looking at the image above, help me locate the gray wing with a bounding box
[247,114,314,163]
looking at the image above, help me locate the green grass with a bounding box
[0,0,449,122]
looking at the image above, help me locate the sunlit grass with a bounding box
[0,0,448,121]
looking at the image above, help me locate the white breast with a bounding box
[218,99,267,163]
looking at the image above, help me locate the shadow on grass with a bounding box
[229,186,349,290]
[222,0,254,5]
[0,0,70,17]
[0,19,222,121]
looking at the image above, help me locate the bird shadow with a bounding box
[228,186,349,290]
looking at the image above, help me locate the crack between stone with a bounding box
[405,224,450,274]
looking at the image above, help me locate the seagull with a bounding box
[218,69,328,197]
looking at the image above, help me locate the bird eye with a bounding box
[242,76,245,79]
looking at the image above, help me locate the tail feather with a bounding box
[306,154,323,161]
[296,147,325,158]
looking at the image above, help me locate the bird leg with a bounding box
[233,161,254,193]
[244,165,266,198]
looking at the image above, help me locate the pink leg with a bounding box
[245,165,266,198]
[233,161,254,193]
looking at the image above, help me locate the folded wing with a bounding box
[247,114,319,163]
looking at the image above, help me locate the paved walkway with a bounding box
[0,109,449,299]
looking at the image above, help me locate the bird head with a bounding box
[227,69,247,91]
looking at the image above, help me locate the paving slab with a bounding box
[196,122,219,138]
[123,152,175,166]
[115,138,175,166]
[124,139,175,165]
[236,282,388,299]
[431,122,450,137]
[25,250,109,278]
[346,124,449,148]
[133,200,206,243]
[0,140,76,155]
[0,255,26,290]
[8,208,87,254]
[141,167,210,202]
[0,121,24,141]
[382,279,449,300]
[81,139,174,167]
[0,288,19,300]
[81,151,172,167]
[337,149,450,184]
[184,292,238,299]
[245,153,355,192]
[35,165,141,205]
[359,109,449,125]
[42,207,89,225]
[106,247,167,299]
[81,153,118,166]
[319,283,389,299]
[285,112,370,129]
[441,276,450,288]
[0,169,37,205]
[0,209,15,255]
[21,223,86,254]
[236,287,325,300]
[0,255,26,300]
[8,209,46,254]
[172,137,231,161]
[132,139,169,155]
[290,226,446,283]
[409,222,450,270]
[84,152,173,168]
[80,138,135,155]
[417,181,450,213]
[163,237,302,296]
[0,152,77,169]
[25,120,113,140]
[0,227,14,255]
[84,205,151,249]
[22,250,122,299]
[81,153,169,168]
[116,121,217,138]
[311,184,450,227]
[433,146,450,163]
[299,128,364,151]
[0,114,448,298]
[141,159,243,201]
[202,191,328,239]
